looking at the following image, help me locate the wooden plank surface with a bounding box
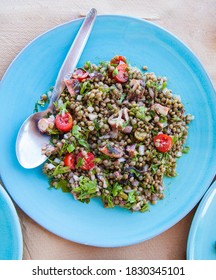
[0,0,215,260]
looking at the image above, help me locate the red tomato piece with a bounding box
[55,112,73,132]
[113,62,128,83]
[72,68,89,81]
[110,55,127,65]
[76,151,95,170]
[153,133,173,153]
[64,153,76,170]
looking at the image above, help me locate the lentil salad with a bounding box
[37,55,193,212]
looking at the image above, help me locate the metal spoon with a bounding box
[16,8,97,169]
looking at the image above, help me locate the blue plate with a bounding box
[0,15,215,247]
[0,185,23,259]
[187,181,216,260]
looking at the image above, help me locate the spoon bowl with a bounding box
[16,109,51,168]
[15,8,97,168]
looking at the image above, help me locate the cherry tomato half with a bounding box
[72,68,89,82]
[110,55,127,65]
[64,153,76,170]
[113,62,128,83]
[76,152,95,170]
[55,112,73,133]
[153,133,172,153]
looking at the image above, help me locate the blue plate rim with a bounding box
[186,180,216,260]
[0,184,23,259]
[0,14,216,247]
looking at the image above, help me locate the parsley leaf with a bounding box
[78,139,89,149]
[182,146,190,154]
[93,120,100,131]
[118,93,126,103]
[112,68,118,76]
[72,125,82,139]
[159,115,167,123]
[140,203,149,212]
[54,179,70,192]
[67,143,76,153]
[53,165,70,176]
[80,81,91,95]
[127,191,136,203]
[76,157,84,168]
[58,101,70,114]
[106,195,114,208]
[73,176,97,202]
[112,182,122,196]
[150,163,160,174]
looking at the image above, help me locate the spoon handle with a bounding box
[49,8,97,106]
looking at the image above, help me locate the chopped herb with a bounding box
[151,185,156,193]
[72,125,82,139]
[99,154,111,160]
[34,93,50,113]
[118,93,126,103]
[54,179,70,192]
[58,101,70,114]
[159,115,167,123]
[80,81,91,95]
[105,194,114,208]
[84,61,92,72]
[47,127,61,135]
[136,106,147,120]
[172,116,181,121]
[112,182,122,196]
[53,165,70,176]
[106,143,112,150]
[163,152,170,161]
[146,80,166,92]
[146,80,156,89]
[47,158,57,165]
[73,176,97,202]
[119,192,128,200]
[144,115,152,122]
[130,106,148,121]
[151,130,159,136]
[99,86,110,93]
[87,101,93,107]
[182,146,190,154]
[171,135,179,144]
[76,157,84,168]
[112,68,118,76]
[99,61,108,69]
[50,134,60,144]
[129,168,140,177]
[127,190,136,203]
[53,100,58,108]
[157,152,163,160]
[107,104,113,110]
[150,163,160,174]
[67,143,76,153]
[161,81,167,90]
[119,120,129,129]
[140,203,149,212]
[59,142,68,156]
[78,139,89,149]
[72,125,89,147]
[94,157,102,163]
[93,120,100,131]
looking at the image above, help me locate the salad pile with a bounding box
[36,55,193,212]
